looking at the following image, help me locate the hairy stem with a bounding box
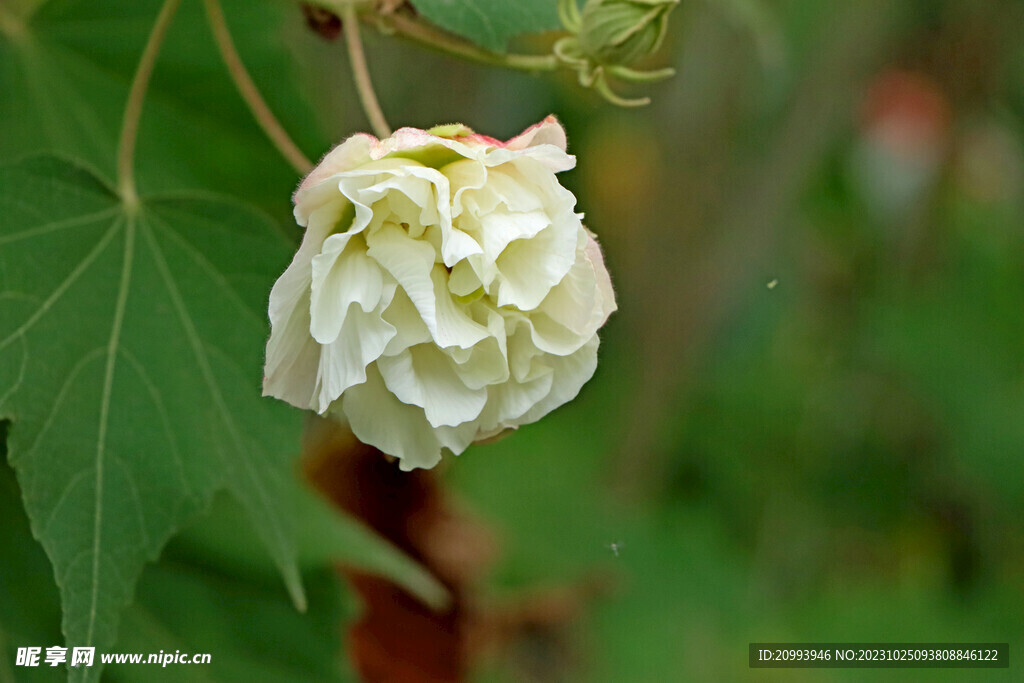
[117,0,182,206]
[363,11,559,72]
[204,0,313,175]
[343,4,391,139]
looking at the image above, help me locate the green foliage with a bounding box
[176,490,450,611]
[0,463,354,682]
[114,564,352,683]
[409,0,562,51]
[0,0,321,217]
[0,464,64,683]
[0,154,308,680]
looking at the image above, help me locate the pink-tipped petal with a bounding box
[297,134,376,194]
[503,115,568,152]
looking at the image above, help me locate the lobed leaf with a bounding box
[408,0,562,52]
[0,154,306,682]
[0,0,322,215]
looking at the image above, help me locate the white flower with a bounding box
[264,117,616,470]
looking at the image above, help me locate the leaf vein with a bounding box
[23,347,107,465]
[147,209,264,324]
[0,336,28,411]
[139,217,292,576]
[0,206,121,246]
[117,348,196,505]
[0,218,122,355]
[85,212,135,646]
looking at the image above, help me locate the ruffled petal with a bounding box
[342,364,444,470]
[315,286,397,412]
[366,222,437,320]
[479,209,550,262]
[494,222,579,310]
[478,370,555,435]
[585,229,618,326]
[381,287,432,356]
[520,335,600,424]
[377,343,488,428]
[294,134,374,214]
[309,233,385,344]
[263,288,320,410]
[503,115,568,152]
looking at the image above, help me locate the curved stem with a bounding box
[117,0,182,207]
[343,4,391,139]
[204,0,313,175]
[362,11,559,73]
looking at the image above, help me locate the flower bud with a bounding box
[578,0,678,66]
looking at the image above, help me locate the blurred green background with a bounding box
[3,0,1024,680]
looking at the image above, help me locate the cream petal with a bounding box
[584,230,618,325]
[482,145,576,174]
[302,134,374,182]
[503,319,547,383]
[494,222,578,310]
[520,336,600,425]
[315,294,397,412]
[384,125,575,173]
[506,157,579,208]
[480,169,547,213]
[480,209,550,262]
[526,312,590,356]
[342,364,444,470]
[503,115,568,152]
[434,421,480,455]
[367,225,489,349]
[381,287,432,356]
[377,344,487,428]
[479,369,555,432]
[295,134,375,205]
[294,184,349,230]
[309,233,385,344]
[448,260,482,297]
[447,307,509,390]
[366,222,437,319]
[370,165,483,266]
[263,289,320,411]
[428,266,490,348]
[439,224,483,267]
[446,159,488,219]
[537,240,602,337]
[264,202,339,409]
[359,170,441,229]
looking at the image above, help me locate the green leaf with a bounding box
[175,489,451,611]
[408,0,562,51]
[0,0,325,219]
[113,563,353,683]
[0,462,64,683]
[0,154,305,681]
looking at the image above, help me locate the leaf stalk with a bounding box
[359,10,559,73]
[204,0,314,175]
[343,3,392,139]
[117,0,183,208]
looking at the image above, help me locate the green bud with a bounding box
[577,0,678,66]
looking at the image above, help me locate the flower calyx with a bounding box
[555,0,678,107]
